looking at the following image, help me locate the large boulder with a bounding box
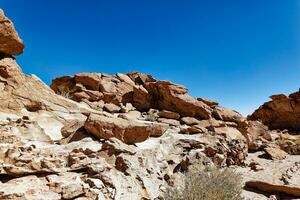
[84,114,168,144]
[157,110,180,119]
[263,147,288,160]
[144,81,212,119]
[0,9,24,55]
[237,120,272,151]
[250,92,300,131]
[74,73,102,91]
[127,72,156,85]
[212,106,243,123]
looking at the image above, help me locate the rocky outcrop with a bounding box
[51,72,212,119]
[237,120,272,151]
[146,81,212,119]
[0,57,85,114]
[263,147,288,160]
[51,72,136,109]
[0,9,24,55]
[0,55,93,141]
[250,91,300,131]
[0,13,96,142]
[1,7,300,200]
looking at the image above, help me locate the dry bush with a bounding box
[165,167,244,200]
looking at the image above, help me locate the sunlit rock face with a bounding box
[250,92,300,131]
[0,9,24,55]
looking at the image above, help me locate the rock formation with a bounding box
[0,8,299,200]
[246,181,300,197]
[84,114,168,144]
[250,91,300,131]
[0,9,24,55]
[51,72,212,119]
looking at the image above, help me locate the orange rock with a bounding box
[246,181,300,197]
[157,110,180,119]
[145,81,212,119]
[250,91,300,131]
[84,114,167,144]
[0,9,24,55]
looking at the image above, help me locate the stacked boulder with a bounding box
[51,71,253,166]
[51,71,244,127]
[51,72,212,119]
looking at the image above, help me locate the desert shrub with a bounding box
[165,167,244,200]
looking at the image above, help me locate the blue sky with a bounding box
[1,1,300,115]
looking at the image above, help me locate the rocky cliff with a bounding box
[0,8,299,200]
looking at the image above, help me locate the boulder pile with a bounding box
[51,72,213,119]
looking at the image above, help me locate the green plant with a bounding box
[165,167,244,200]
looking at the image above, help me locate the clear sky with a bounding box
[1,0,300,116]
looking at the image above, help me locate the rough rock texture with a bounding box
[250,91,300,131]
[264,147,288,160]
[157,110,180,119]
[0,57,88,114]
[237,120,273,151]
[0,56,92,141]
[145,81,212,119]
[0,8,300,200]
[0,45,247,200]
[0,9,24,55]
[51,73,212,119]
[84,114,168,144]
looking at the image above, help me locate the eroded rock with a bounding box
[84,114,167,144]
[250,91,300,131]
[0,9,24,55]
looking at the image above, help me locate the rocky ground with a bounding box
[0,8,300,200]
